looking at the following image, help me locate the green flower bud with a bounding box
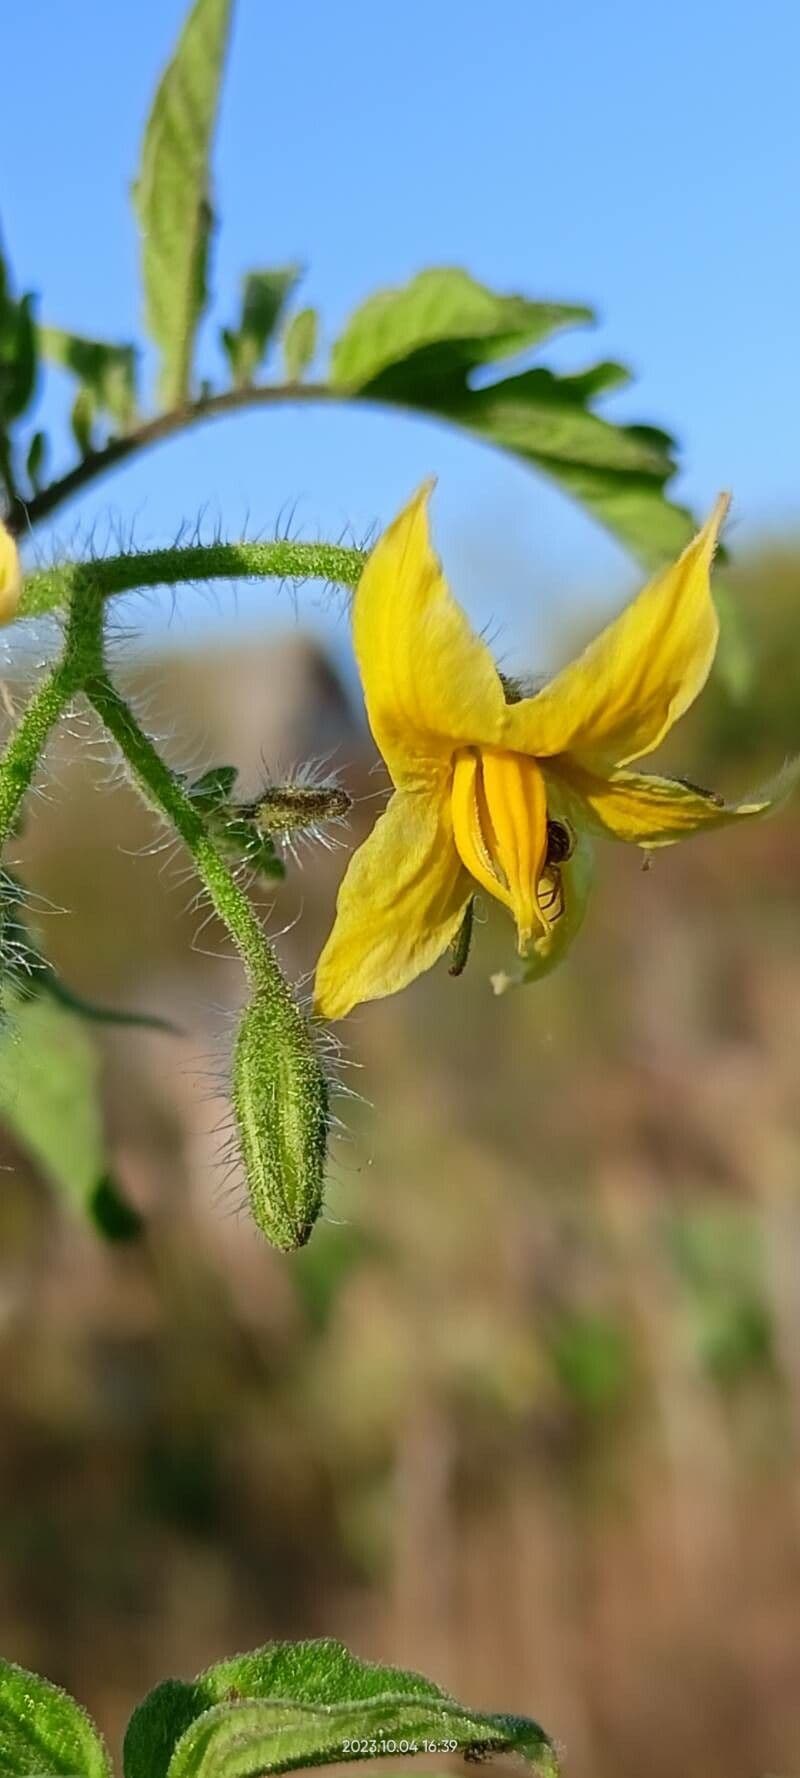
[233,989,328,1251]
[253,781,351,836]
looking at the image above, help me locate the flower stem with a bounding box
[84,672,282,995]
[5,382,337,537]
[0,577,105,846]
[20,539,367,619]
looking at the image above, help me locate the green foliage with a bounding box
[40,326,138,428]
[0,245,38,501]
[0,986,141,1240]
[0,1660,110,1778]
[330,267,591,388]
[134,0,234,404]
[283,306,318,381]
[665,1210,775,1388]
[0,0,771,1245]
[70,387,96,456]
[124,1640,558,1778]
[222,267,302,387]
[24,429,46,491]
[0,253,38,429]
[550,1310,633,1415]
[331,266,693,571]
[186,763,284,876]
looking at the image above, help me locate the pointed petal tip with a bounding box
[705,490,731,551]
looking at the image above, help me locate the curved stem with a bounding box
[7,382,341,537]
[0,577,103,845]
[20,537,366,619]
[0,660,76,847]
[85,672,284,995]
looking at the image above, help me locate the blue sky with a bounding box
[3,0,798,668]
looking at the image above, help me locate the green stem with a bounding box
[20,538,367,619]
[85,672,284,994]
[0,659,75,846]
[5,382,338,537]
[0,580,104,846]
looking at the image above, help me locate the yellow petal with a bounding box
[353,482,506,788]
[451,747,549,953]
[506,497,729,769]
[553,756,797,845]
[314,787,471,1019]
[492,827,595,994]
[0,521,22,624]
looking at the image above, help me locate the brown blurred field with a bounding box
[0,543,799,1778]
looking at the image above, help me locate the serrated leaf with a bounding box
[134,0,235,405]
[0,1659,111,1778]
[0,987,140,1239]
[330,268,702,577]
[283,307,318,382]
[331,267,591,394]
[40,325,138,427]
[223,267,302,387]
[123,1640,558,1778]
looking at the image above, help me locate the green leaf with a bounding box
[40,325,138,427]
[0,1659,110,1778]
[1,872,177,1035]
[0,248,38,427]
[25,429,47,492]
[330,268,700,576]
[123,1640,558,1778]
[283,307,318,382]
[187,763,239,809]
[222,267,302,387]
[331,266,591,393]
[71,388,95,457]
[134,0,235,405]
[0,988,140,1240]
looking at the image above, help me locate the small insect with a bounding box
[545,817,575,866]
[449,895,475,976]
[672,775,725,806]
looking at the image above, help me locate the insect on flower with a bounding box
[314,482,793,1019]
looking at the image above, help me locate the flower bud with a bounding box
[254,780,351,836]
[233,989,328,1251]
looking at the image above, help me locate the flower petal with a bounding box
[553,757,799,845]
[491,827,595,994]
[314,788,471,1018]
[451,747,549,953]
[0,521,22,624]
[505,497,729,769]
[353,482,506,787]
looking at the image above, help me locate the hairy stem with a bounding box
[20,537,367,619]
[85,672,285,995]
[5,382,343,536]
[0,660,76,846]
[0,579,104,845]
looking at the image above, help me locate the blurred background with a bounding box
[2,4,800,1778]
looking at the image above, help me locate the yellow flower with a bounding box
[315,483,784,1020]
[0,520,22,624]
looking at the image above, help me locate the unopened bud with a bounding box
[233,989,328,1251]
[254,781,351,836]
